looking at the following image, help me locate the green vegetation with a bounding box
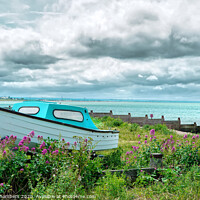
[0,117,200,199]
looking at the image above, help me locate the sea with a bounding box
[1,100,200,125]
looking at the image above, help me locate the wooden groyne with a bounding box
[89,110,200,133]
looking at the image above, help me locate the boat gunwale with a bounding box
[0,107,119,134]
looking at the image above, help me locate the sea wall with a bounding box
[89,110,200,132]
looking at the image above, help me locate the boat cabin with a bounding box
[12,101,98,130]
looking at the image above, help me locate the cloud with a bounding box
[0,0,200,100]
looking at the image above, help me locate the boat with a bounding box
[0,101,119,151]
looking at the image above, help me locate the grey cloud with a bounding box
[3,41,61,68]
[70,31,200,59]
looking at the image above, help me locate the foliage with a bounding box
[0,117,200,199]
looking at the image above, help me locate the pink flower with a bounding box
[0,183,3,187]
[138,135,140,138]
[145,135,148,138]
[189,153,191,156]
[24,146,29,152]
[126,151,130,155]
[42,149,47,155]
[66,142,70,146]
[171,146,176,152]
[183,134,187,139]
[130,151,133,154]
[62,138,65,142]
[179,144,181,146]
[134,156,137,159]
[192,136,196,140]
[84,139,88,142]
[46,161,49,164]
[150,114,153,119]
[138,141,141,144]
[153,136,156,139]
[150,129,155,135]
[20,168,24,172]
[30,131,35,138]
[74,141,77,146]
[3,150,6,157]
[37,135,40,139]
[170,135,173,139]
[144,140,147,144]
[196,135,199,139]
[31,147,35,151]
[18,142,23,147]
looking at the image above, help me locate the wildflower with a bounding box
[84,139,88,142]
[153,136,156,139]
[0,183,3,187]
[161,148,163,152]
[30,131,35,138]
[126,157,129,160]
[150,129,155,135]
[150,114,153,119]
[138,141,141,144]
[14,147,18,150]
[23,136,27,141]
[18,142,23,147]
[66,142,70,146]
[150,137,152,141]
[192,142,195,144]
[46,161,49,164]
[138,135,140,138]
[20,168,24,172]
[134,156,137,159]
[130,151,133,154]
[48,146,52,151]
[144,140,147,144]
[136,146,139,150]
[74,141,77,146]
[192,136,196,140]
[140,170,143,172]
[170,135,173,139]
[3,150,6,157]
[31,147,35,151]
[62,138,65,142]
[183,134,187,139]
[196,135,199,139]
[179,144,181,146]
[171,146,176,153]
[37,135,40,139]
[24,146,29,152]
[42,149,47,155]
[145,135,148,138]
[189,153,191,156]
[126,151,130,155]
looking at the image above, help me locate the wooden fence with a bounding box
[89,110,199,132]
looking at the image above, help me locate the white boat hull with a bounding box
[0,108,119,151]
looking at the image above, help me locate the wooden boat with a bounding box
[0,101,119,150]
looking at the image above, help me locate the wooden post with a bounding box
[128,113,131,123]
[178,118,181,130]
[110,110,113,117]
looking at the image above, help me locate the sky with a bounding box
[0,0,200,100]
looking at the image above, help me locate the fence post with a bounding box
[128,113,131,123]
[178,118,181,130]
[110,110,113,117]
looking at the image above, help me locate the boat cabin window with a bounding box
[18,107,40,115]
[53,110,83,122]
